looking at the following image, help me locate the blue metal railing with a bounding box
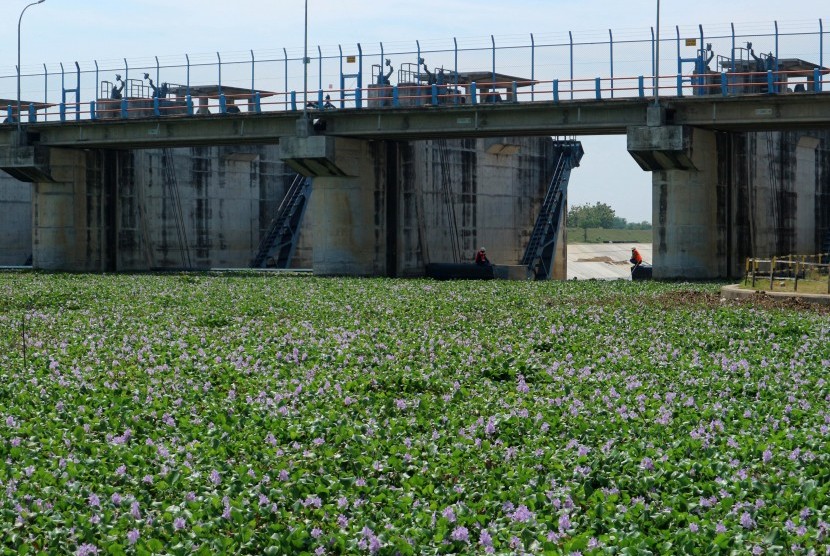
[1,18,827,124]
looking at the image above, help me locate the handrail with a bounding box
[744,254,830,293]
[3,21,828,125]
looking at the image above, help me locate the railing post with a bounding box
[60,103,66,122]
[794,260,800,291]
[595,77,601,99]
[553,80,559,103]
[744,257,749,286]
[318,90,324,107]
[253,91,261,113]
[186,95,194,116]
[751,258,757,287]
[121,98,128,119]
[355,87,362,109]
[153,97,160,117]
[290,91,297,111]
[5,105,11,123]
[28,104,37,123]
[431,83,438,106]
[721,72,728,96]
[90,101,96,121]
[767,70,775,94]
[770,257,776,290]
[511,81,518,102]
[676,74,683,97]
[814,68,822,92]
[219,94,227,114]
[638,76,644,98]
[470,82,477,105]
[392,85,399,107]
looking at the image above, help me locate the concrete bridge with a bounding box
[2,22,829,278]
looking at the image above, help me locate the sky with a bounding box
[0,0,827,222]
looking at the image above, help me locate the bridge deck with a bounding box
[2,93,830,149]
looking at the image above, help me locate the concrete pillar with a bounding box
[310,175,378,275]
[0,175,32,265]
[629,125,726,279]
[795,136,820,255]
[281,136,385,276]
[652,128,724,278]
[33,148,110,271]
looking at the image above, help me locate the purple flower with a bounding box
[314,547,325,556]
[127,529,139,545]
[130,501,141,519]
[210,469,221,485]
[111,493,122,506]
[88,493,100,508]
[689,523,699,533]
[311,527,323,539]
[762,449,772,463]
[558,513,572,531]
[479,529,493,547]
[740,512,755,530]
[76,544,98,556]
[716,522,727,533]
[511,504,534,523]
[173,517,186,531]
[451,526,470,543]
[442,506,456,522]
[640,457,654,471]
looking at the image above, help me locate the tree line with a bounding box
[567,202,651,230]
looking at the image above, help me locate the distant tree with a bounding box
[611,216,628,230]
[567,202,617,229]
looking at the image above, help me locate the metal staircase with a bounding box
[161,149,192,269]
[521,140,584,279]
[250,174,312,269]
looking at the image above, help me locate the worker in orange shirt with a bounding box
[630,247,643,269]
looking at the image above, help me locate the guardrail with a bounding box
[0,19,827,125]
[744,254,830,293]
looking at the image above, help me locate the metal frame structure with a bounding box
[3,19,828,124]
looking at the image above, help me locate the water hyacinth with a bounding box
[0,273,828,553]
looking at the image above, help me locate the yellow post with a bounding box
[770,257,776,291]
[751,258,757,287]
[744,258,749,286]
[794,260,799,292]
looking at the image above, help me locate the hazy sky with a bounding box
[0,0,827,222]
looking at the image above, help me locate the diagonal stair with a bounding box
[521,140,584,279]
[250,174,312,269]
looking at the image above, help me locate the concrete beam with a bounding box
[627,126,697,171]
[0,146,54,182]
[279,136,364,178]
[0,94,828,151]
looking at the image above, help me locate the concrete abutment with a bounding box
[628,125,830,279]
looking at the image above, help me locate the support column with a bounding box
[629,125,725,279]
[653,129,723,278]
[32,148,115,271]
[280,136,385,276]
